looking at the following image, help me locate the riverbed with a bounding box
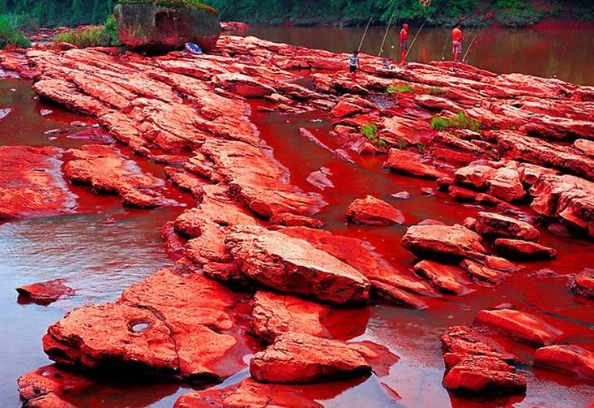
[1,27,594,408]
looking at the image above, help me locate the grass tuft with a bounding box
[0,14,31,49]
[386,84,415,94]
[430,111,482,132]
[361,123,387,148]
[53,16,121,48]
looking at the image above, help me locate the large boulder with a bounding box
[535,345,594,381]
[114,1,221,53]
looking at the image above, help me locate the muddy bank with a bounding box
[1,34,594,408]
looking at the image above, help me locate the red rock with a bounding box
[413,260,473,295]
[164,167,207,194]
[385,149,448,179]
[225,226,370,304]
[460,259,506,286]
[220,22,251,32]
[331,99,370,118]
[381,116,433,145]
[535,344,594,381]
[486,165,526,202]
[474,212,540,242]
[251,291,329,343]
[64,145,169,209]
[497,131,594,181]
[493,238,557,260]
[574,139,594,158]
[201,139,325,218]
[346,195,405,226]
[281,227,437,302]
[16,279,75,306]
[44,268,246,382]
[401,224,487,262]
[569,269,594,299]
[484,256,518,272]
[175,378,325,408]
[455,164,497,189]
[250,333,371,384]
[161,221,186,260]
[442,354,526,396]
[269,212,324,229]
[18,365,91,408]
[369,280,428,310]
[474,309,563,346]
[441,326,525,396]
[392,191,410,200]
[530,174,594,238]
[0,146,76,219]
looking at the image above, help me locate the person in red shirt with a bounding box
[452,24,464,63]
[399,23,409,65]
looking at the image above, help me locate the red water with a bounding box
[1,36,594,408]
[245,25,594,85]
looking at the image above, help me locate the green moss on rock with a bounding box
[114,0,220,52]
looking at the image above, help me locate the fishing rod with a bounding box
[378,7,399,57]
[357,16,373,52]
[406,21,426,59]
[462,12,495,63]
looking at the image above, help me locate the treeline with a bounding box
[0,0,118,28]
[208,0,594,26]
[1,0,593,28]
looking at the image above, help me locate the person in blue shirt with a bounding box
[348,50,360,81]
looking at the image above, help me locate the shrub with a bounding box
[361,123,387,148]
[430,111,482,132]
[494,0,542,27]
[0,14,31,49]
[53,16,121,48]
[387,84,415,94]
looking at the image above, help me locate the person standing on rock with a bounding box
[452,23,464,64]
[399,24,409,65]
[348,50,360,82]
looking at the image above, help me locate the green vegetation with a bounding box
[53,16,120,47]
[0,0,591,29]
[119,0,218,14]
[0,14,31,49]
[0,0,215,28]
[361,123,387,148]
[387,84,415,94]
[427,87,445,95]
[430,111,482,132]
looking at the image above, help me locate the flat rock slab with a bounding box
[475,212,540,242]
[251,291,329,343]
[18,365,92,408]
[250,332,372,384]
[402,224,487,262]
[64,144,169,209]
[16,279,75,306]
[413,260,473,295]
[175,378,331,408]
[493,238,557,260]
[0,146,76,219]
[44,268,247,382]
[441,325,526,396]
[474,309,563,346]
[535,344,594,381]
[385,149,448,179]
[346,195,405,226]
[226,226,370,304]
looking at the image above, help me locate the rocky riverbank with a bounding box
[1,34,594,408]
